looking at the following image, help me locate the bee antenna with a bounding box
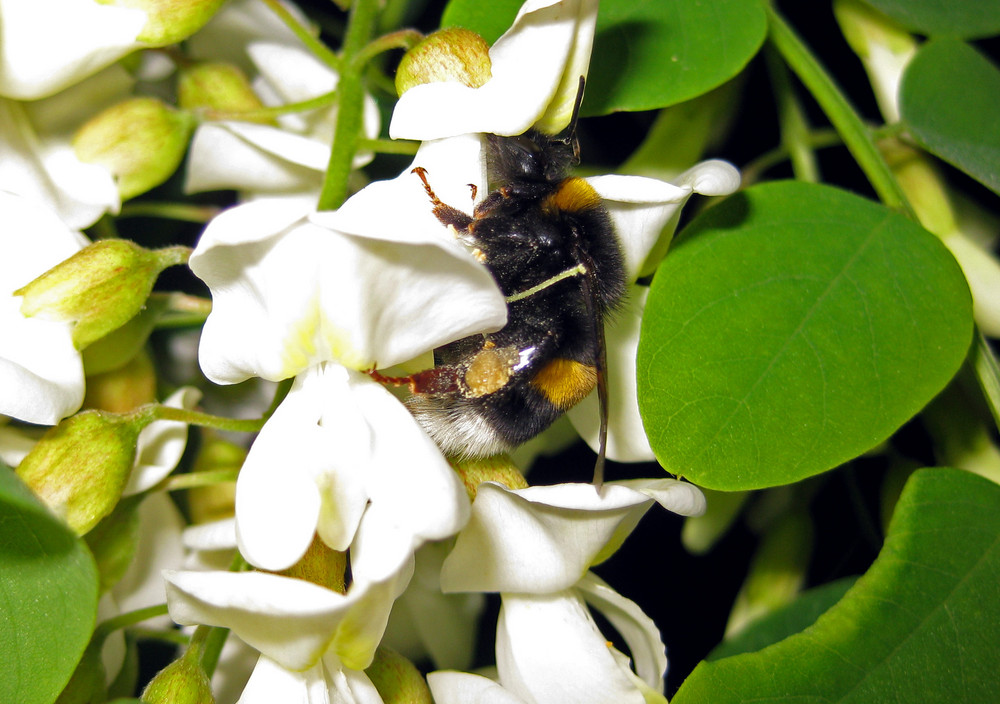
[556,76,586,164]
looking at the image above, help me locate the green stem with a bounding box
[358,136,420,155]
[119,202,221,222]
[355,29,423,67]
[201,89,339,123]
[94,604,170,642]
[258,0,341,71]
[142,405,266,434]
[764,44,819,183]
[742,128,842,184]
[165,468,239,492]
[317,0,379,210]
[765,4,915,218]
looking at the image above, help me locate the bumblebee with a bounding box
[377,81,626,481]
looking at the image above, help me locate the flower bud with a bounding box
[449,455,527,501]
[140,652,214,704]
[114,0,228,47]
[188,434,243,524]
[16,410,145,535]
[84,349,157,413]
[15,239,188,349]
[178,62,272,123]
[366,647,433,704]
[73,97,195,200]
[395,28,492,97]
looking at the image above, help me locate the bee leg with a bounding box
[411,166,474,230]
[366,365,461,395]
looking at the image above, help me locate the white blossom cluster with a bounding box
[0,0,742,701]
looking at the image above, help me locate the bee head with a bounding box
[486,129,579,185]
[485,76,586,186]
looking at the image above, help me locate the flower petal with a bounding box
[440,482,658,593]
[164,570,353,671]
[390,0,598,139]
[576,573,666,691]
[126,386,201,495]
[567,285,653,462]
[192,187,505,382]
[343,370,471,583]
[0,191,87,423]
[185,122,327,195]
[428,671,525,704]
[0,0,145,99]
[591,160,741,282]
[495,591,645,704]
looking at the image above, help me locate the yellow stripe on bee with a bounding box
[543,177,603,215]
[530,358,597,409]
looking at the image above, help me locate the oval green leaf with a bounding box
[637,182,972,490]
[441,0,766,114]
[861,0,1000,39]
[900,39,1000,196]
[0,467,99,704]
[672,468,1000,703]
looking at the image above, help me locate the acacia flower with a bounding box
[1,191,88,424]
[0,0,225,100]
[428,479,706,703]
[164,567,402,703]
[387,0,741,462]
[184,0,380,198]
[189,134,506,575]
[0,67,125,229]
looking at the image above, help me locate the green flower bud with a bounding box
[73,97,195,200]
[15,239,188,349]
[395,27,492,97]
[448,454,528,501]
[178,62,272,123]
[140,652,214,704]
[98,0,227,46]
[84,349,157,414]
[16,410,144,535]
[365,647,433,704]
[188,433,243,524]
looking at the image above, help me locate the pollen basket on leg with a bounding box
[529,358,597,410]
[462,345,520,397]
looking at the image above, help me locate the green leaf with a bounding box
[440,0,521,44]
[0,468,99,704]
[861,0,1000,39]
[441,0,766,114]
[900,39,1000,197]
[673,468,1000,703]
[587,0,766,114]
[637,182,972,490]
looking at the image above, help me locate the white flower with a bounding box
[164,568,403,703]
[185,0,380,197]
[390,0,600,139]
[0,67,124,229]
[0,191,88,424]
[427,480,705,703]
[0,0,147,99]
